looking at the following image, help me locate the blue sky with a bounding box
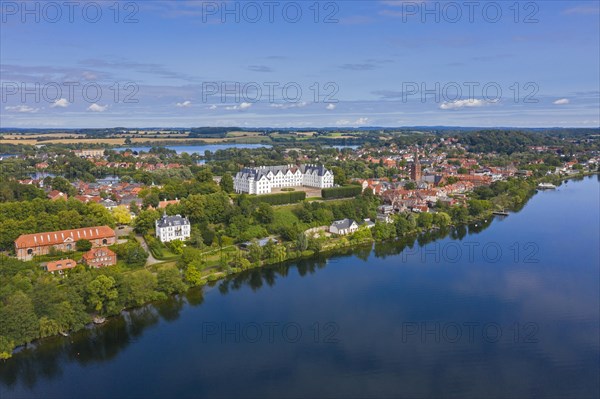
[1,0,599,128]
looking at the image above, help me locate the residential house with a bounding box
[46,259,77,275]
[48,190,68,201]
[155,214,191,243]
[82,247,117,268]
[329,219,359,236]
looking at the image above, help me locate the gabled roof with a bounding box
[82,247,116,261]
[331,219,357,230]
[15,226,115,249]
[47,259,77,272]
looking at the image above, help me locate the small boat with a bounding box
[537,183,556,189]
[492,210,509,216]
[59,331,69,337]
[93,316,106,325]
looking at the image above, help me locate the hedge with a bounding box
[250,191,306,205]
[321,185,362,199]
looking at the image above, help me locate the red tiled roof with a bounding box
[47,259,77,272]
[82,247,116,262]
[15,226,115,249]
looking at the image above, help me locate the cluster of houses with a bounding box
[14,226,118,274]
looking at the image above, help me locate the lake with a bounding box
[116,144,271,155]
[1,176,598,398]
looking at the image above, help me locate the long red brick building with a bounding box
[15,226,116,261]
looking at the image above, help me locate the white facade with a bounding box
[234,164,334,194]
[155,214,191,243]
[329,219,359,236]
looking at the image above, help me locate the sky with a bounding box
[1,0,599,128]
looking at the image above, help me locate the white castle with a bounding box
[234,164,334,194]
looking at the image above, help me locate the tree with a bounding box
[143,193,160,209]
[417,212,434,229]
[72,239,92,253]
[169,239,184,255]
[134,209,160,234]
[296,232,308,252]
[157,267,187,294]
[51,177,76,197]
[468,199,492,216]
[248,241,263,264]
[86,275,119,315]
[0,336,15,360]
[112,205,132,225]
[121,270,160,306]
[433,212,451,228]
[332,167,347,185]
[219,173,234,193]
[195,168,213,183]
[184,265,204,287]
[0,291,39,344]
[129,202,140,215]
[254,202,274,224]
[113,240,148,267]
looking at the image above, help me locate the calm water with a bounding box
[117,144,271,155]
[1,176,598,399]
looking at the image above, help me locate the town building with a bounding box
[155,214,191,243]
[48,190,68,201]
[15,226,116,261]
[46,259,77,275]
[73,149,105,158]
[329,219,359,236]
[82,247,117,268]
[234,164,334,194]
[410,154,422,181]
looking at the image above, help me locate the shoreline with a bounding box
[4,172,597,358]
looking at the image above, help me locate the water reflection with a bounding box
[0,223,495,389]
[1,177,598,398]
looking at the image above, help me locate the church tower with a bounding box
[410,153,421,181]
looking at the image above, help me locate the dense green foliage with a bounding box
[247,191,306,205]
[321,185,362,199]
[0,253,187,357]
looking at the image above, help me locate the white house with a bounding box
[329,219,359,236]
[234,164,334,194]
[155,214,191,243]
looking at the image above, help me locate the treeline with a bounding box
[247,191,306,205]
[0,254,187,359]
[457,130,556,155]
[189,127,244,138]
[322,185,362,199]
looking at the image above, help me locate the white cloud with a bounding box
[326,103,337,110]
[81,71,98,80]
[553,98,570,105]
[51,98,70,108]
[336,117,369,126]
[270,101,308,109]
[440,99,485,110]
[87,103,108,112]
[208,105,217,110]
[4,105,39,113]
[225,102,253,111]
[176,100,192,108]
